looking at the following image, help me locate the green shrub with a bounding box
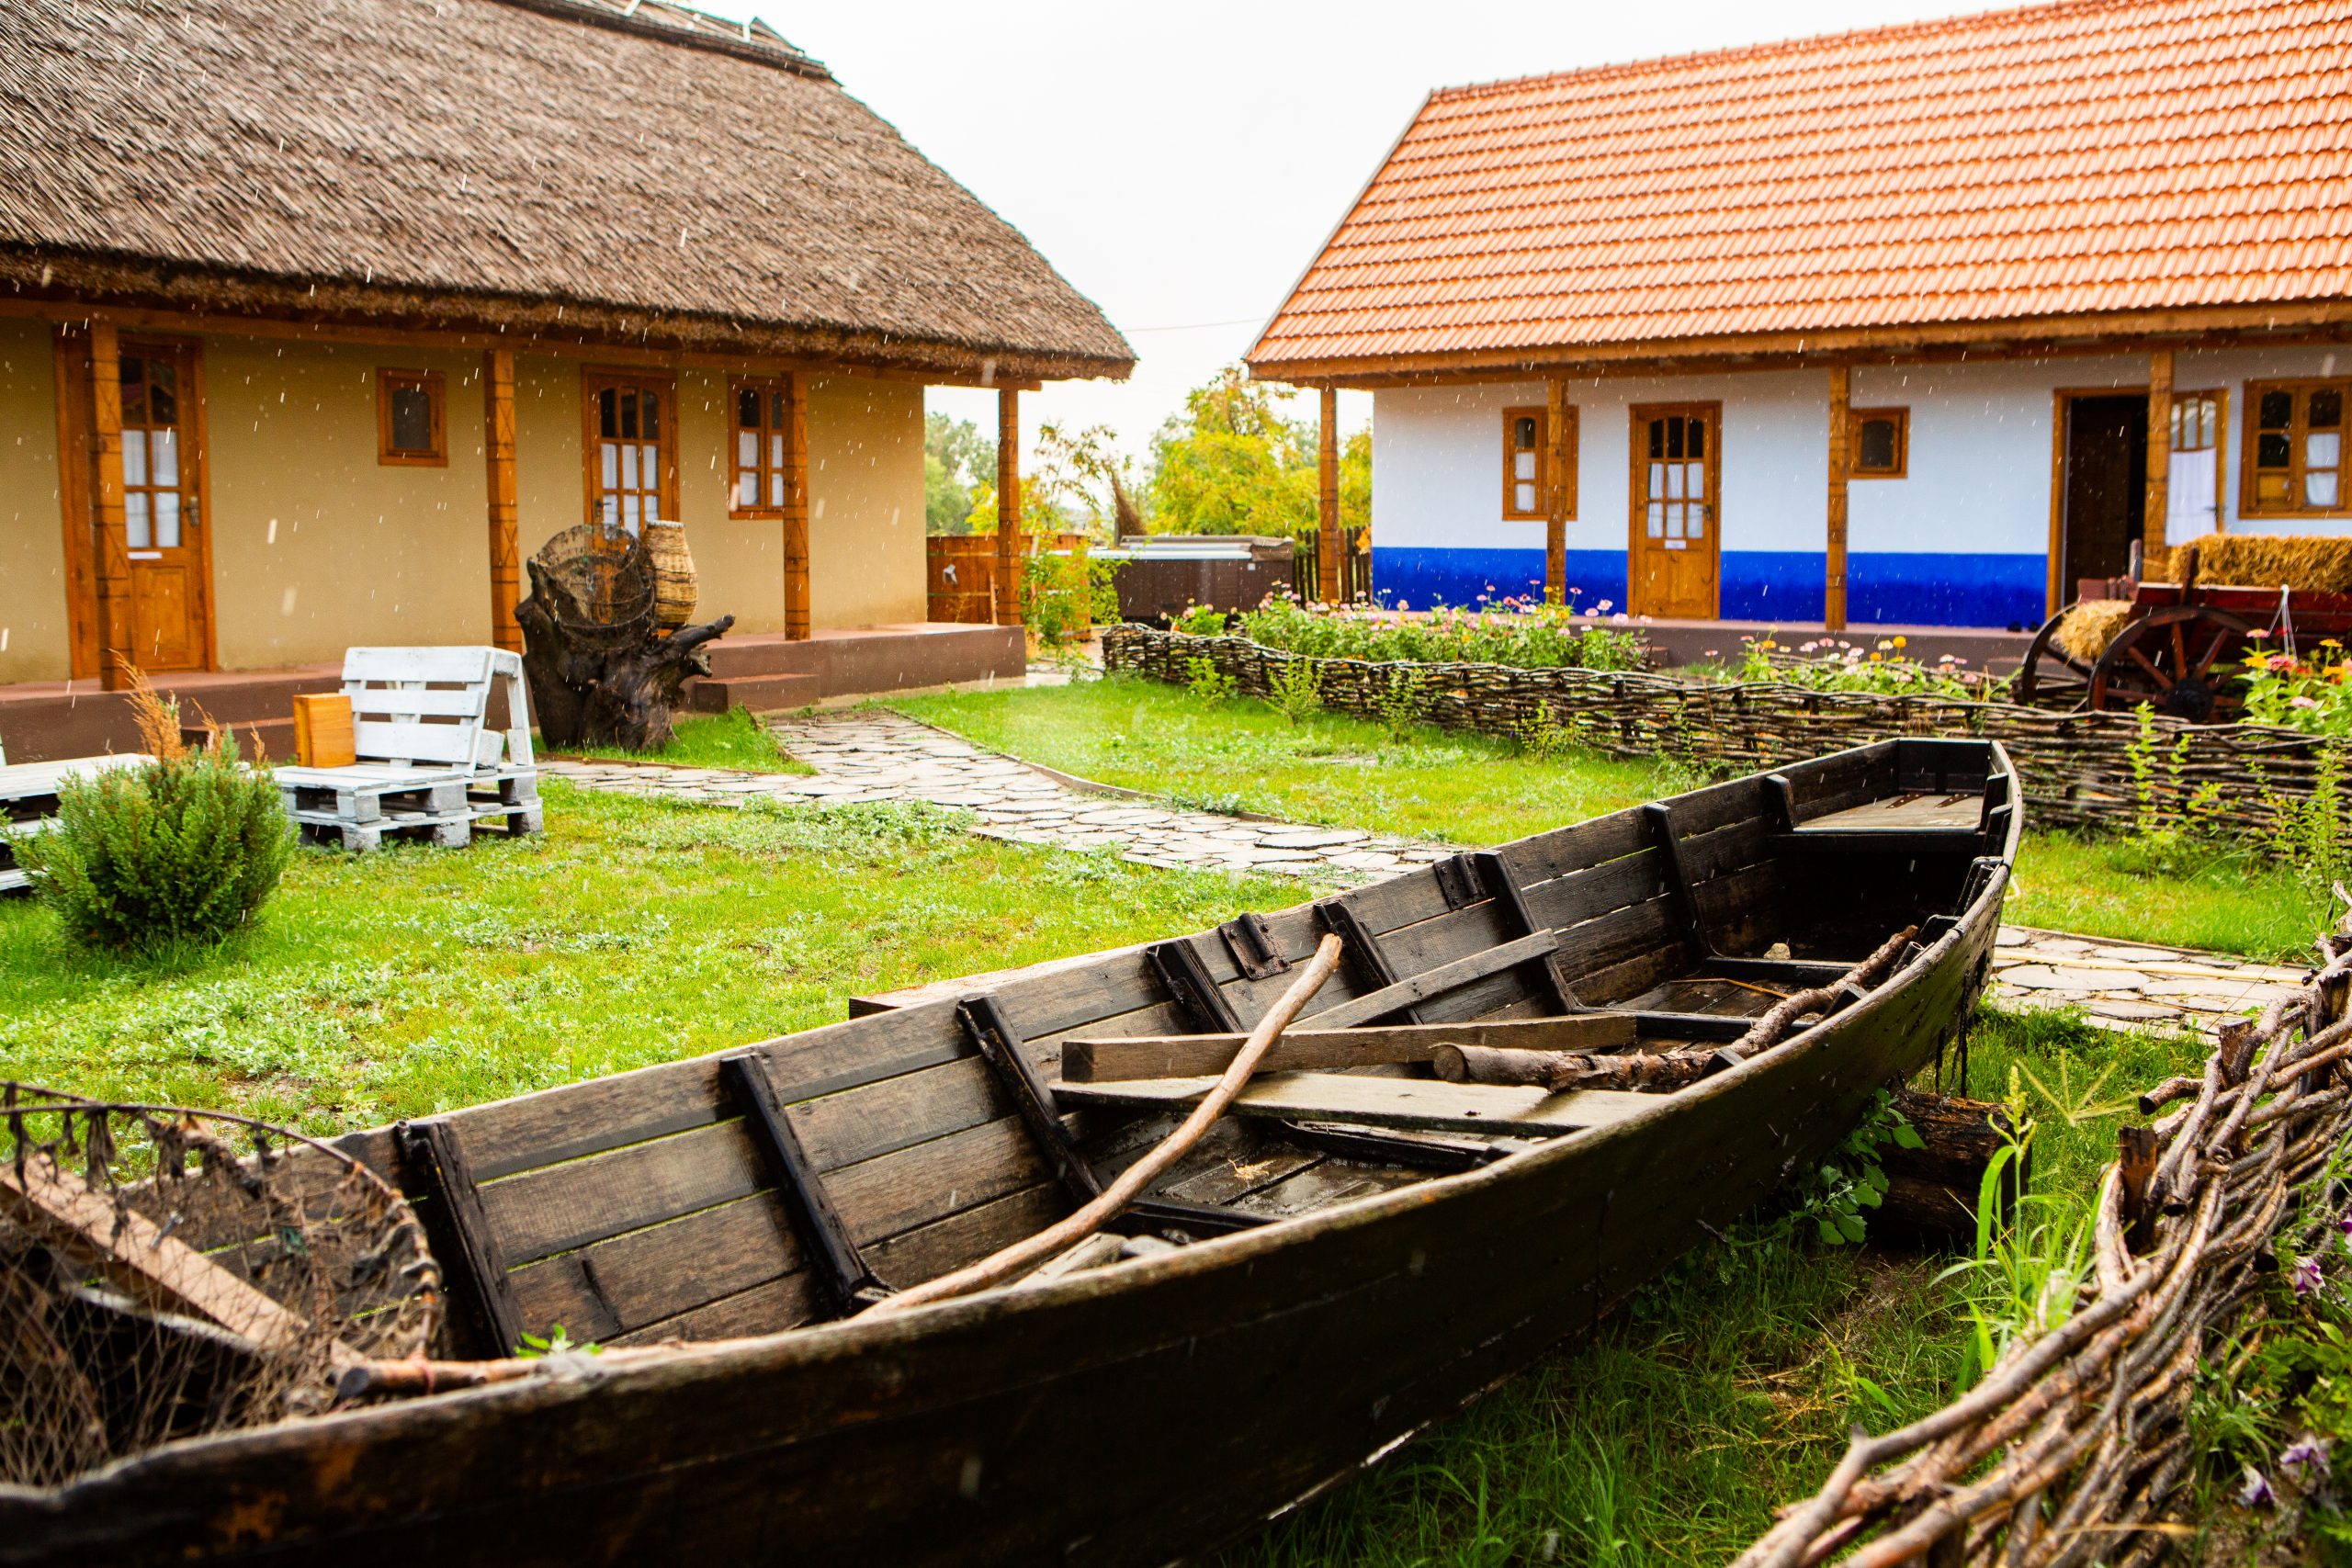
[1184,657,1238,705]
[1238,591,1648,671]
[17,722,292,954]
[1268,657,1324,726]
[1170,602,1230,637]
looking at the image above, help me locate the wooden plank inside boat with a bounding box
[1052,1072,1660,1137]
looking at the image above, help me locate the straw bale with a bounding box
[2195,532,2352,593]
[2051,599,2135,662]
[0,0,1133,380]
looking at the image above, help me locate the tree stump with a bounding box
[1873,1089,2027,1247]
[514,548,734,752]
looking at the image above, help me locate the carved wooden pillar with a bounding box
[483,349,522,653]
[1545,377,1570,605]
[88,319,133,689]
[2144,349,2174,565]
[783,371,811,640]
[1317,387,1340,603]
[1826,364,1851,633]
[995,385,1022,626]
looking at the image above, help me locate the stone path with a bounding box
[539,709,2308,1034]
[539,709,1447,883]
[1990,927,2307,1036]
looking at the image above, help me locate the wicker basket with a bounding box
[644,520,697,630]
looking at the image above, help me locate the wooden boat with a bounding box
[1,738,2020,1568]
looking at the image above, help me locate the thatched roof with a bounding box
[0,0,1133,380]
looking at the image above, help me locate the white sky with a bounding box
[691,0,1975,468]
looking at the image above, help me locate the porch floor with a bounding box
[0,622,1024,765]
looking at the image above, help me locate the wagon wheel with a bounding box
[2086,605,2254,723]
[2010,609,2097,711]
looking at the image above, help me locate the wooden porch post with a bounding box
[783,370,811,640]
[1825,365,1851,633]
[2144,348,2174,566]
[1544,377,1569,605]
[88,319,133,689]
[995,385,1022,626]
[482,349,522,653]
[1317,387,1340,603]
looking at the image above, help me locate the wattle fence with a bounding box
[1102,625,2346,837]
[1736,920,2352,1566]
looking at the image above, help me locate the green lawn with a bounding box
[894,677,2329,961]
[554,705,813,773]
[0,784,1294,1133]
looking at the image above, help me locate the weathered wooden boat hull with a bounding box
[0,740,2017,1568]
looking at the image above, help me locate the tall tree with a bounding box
[1145,367,1368,537]
[925,412,994,535]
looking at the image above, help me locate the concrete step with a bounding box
[700,639,823,679]
[186,716,297,762]
[680,671,822,715]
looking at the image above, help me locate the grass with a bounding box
[1231,1006,2217,1567]
[895,676,2324,961]
[553,705,813,773]
[0,784,1298,1133]
[892,677,1688,847]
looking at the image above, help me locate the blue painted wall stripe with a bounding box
[1370,547,2044,630]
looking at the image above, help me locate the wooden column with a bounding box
[88,320,133,689]
[994,385,1022,626]
[783,370,811,640]
[2144,348,2174,565]
[1544,377,1570,605]
[1825,365,1851,633]
[482,349,522,653]
[1317,387,1340,603]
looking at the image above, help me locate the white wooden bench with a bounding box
[274,647,542,852]
[0,742,153,894]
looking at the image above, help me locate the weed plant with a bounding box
[1238,592,1648,672]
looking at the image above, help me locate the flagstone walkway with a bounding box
[540,708,2308,1036]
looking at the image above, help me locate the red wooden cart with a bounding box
[2014,571,2352,720]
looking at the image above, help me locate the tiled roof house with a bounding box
[1251,0,2352,627]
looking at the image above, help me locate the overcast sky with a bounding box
[690,0,1974,468]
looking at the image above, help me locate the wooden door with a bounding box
[119,340,210,670]
[2061,393,2147,589]
[1628,403,1721,619]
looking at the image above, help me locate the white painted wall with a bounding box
[1374,345,2352,558]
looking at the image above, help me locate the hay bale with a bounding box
[2191,533,2352,593]
[2052,600,2136,663]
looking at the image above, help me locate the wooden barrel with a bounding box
[644,520,697,630]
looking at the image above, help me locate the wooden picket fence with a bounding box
[1101,625,2348,837]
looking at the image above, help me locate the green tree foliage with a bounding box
[925,412,994,535]
[1144,367,1370,538]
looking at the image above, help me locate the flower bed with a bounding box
[1102,624,2347,838]
[1203,593,1651,672]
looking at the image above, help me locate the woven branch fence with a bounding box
[1731,919,2352,1567]
[1102,626,2346,837]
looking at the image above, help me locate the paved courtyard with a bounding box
[539,707,2310,1037]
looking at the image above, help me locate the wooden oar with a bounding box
[866,932,1347,1316]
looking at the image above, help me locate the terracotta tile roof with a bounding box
[1249,0,2352,374]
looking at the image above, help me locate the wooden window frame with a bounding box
[580,367,679,530]
[2241,377,2351,521]
[1501,405,1576,520]
[727,376,794,520]
[376,368,447,468]
[1849,407,1908,479]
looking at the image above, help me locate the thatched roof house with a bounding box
[0,0,1125,714]
[0,0,1131,381]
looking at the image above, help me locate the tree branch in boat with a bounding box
[1720,925,1919,1062]
[1430,1044,1710,1093]
[866,933,1348,1316]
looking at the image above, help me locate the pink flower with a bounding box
[1595,600,1614,614]
[2293,695,2320,709]
[2292,1255,2325,1296]
[2241,1466,2277,1508]
[2250,627,2274,640]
